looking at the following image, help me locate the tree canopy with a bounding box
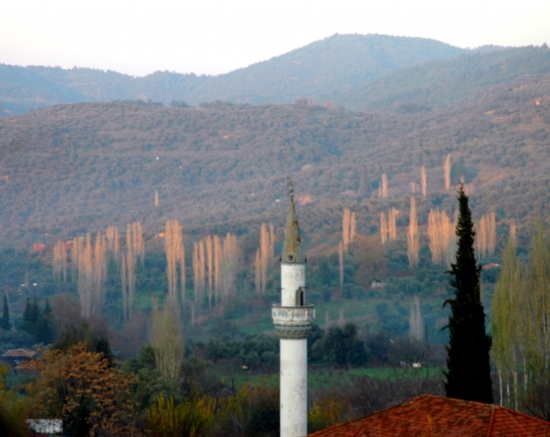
[444,185,492,403]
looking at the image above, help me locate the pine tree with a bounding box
[30,297,40,324]
[1,295,9,330]
[22,298,32,322]
[36,299,56,344]
[444,184,493,403]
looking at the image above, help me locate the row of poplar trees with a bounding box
[492,220,550,409]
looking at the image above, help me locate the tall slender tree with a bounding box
[338,241,344,287]
[388,208,399,240]
[407,197,419,268]
[444,184,493,403]
[444,154,452,192]
[378,173,388,198]
[53,240,68,283]
[409,295,423,342]
[379,212,387,245]
[1,295,10,330]
[342,208,356,251]
[492,234,522,408]
[151,299,185,382]
[421,165,427,196]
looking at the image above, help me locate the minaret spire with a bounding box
[272,181,315,437]
[282,181,305,264]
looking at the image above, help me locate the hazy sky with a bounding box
[1,0,549,77]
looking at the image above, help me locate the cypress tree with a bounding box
[1,295,9,330]
[36,299,56,344]
[22,298,32,322]
[444,184,493,403]
[30,297,40,324]
[44,298,52,316]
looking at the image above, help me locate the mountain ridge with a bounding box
[0,34,471,117]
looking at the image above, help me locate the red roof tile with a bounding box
[309,395,550,437]
[1,348,36,358]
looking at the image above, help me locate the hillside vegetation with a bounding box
[0,34,470,117]
[338,45,550,111]
[0,70,549,250]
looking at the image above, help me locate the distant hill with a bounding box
[176,34,468,105]
[0,71,549,248]
[338,45,550,111]
[0,34,470,117]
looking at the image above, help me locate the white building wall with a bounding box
[280,338,308,437]
[281,263,305,306]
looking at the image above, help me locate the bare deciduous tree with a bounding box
[388,208,399,240]
[378,173,388,198]
[342,208,357,251]
[409,295,423,342]
[428,210,454,266]
[76,233,107,318]
[219,233,239,299]
[380,212,387,245]
[421,166,427,197]
[53,239,67,283]
[163,217,183,303]
[193,241,206,306]
[476,212,496,259]
[255,223,274,296]
[151,299,184,382]
[105,225,120,263]
[339,240,344,287]
[444,154,451,192]
[407,197,419,268]
[205,235,214,307]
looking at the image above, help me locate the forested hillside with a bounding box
[338,45,550,111]
[0,70,549,251]
[0,34,469,117]
[175,34,468,105]
[3,37,550,431]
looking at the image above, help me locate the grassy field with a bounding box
[215,364,443,391]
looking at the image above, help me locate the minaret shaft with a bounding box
[273,189,314,437]
[280,338,307,437]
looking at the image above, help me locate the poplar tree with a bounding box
[1,295,9,330]
[151,300,184,382]
[407,197,419,268]
[492,235,522,408]
[444,184,493,403]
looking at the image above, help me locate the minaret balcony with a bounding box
[272,304,315,324]
[272,305,315,339]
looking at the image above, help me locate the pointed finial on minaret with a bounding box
[287,177,294,200]
[282,179,305,264]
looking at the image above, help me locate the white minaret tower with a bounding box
[272,183,315,437]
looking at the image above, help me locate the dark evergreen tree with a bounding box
[22,298,32,322]
[36,299,56,344]
[29,297,40,324]
[1,295,10,330]
[43,298,52,316]
[444,184,493,403]
[21,297,41,338]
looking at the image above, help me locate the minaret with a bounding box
[272,184,315,437]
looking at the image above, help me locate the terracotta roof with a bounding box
[308,395,550,437]
[1,348,36,358]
